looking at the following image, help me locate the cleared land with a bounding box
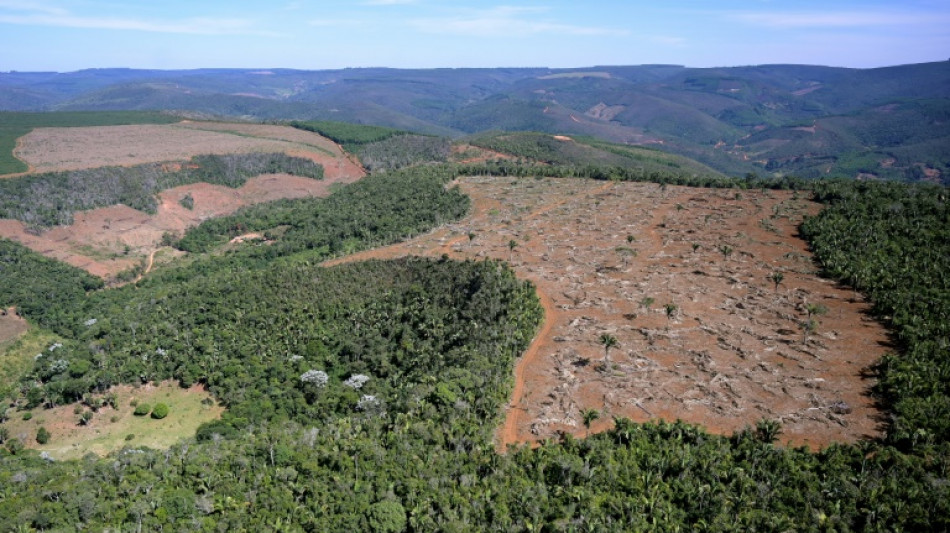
[0,308,28,348]
[1,122,365,279]
[0,111,180,175]
[3,381,222,460]
[326,176,888,450]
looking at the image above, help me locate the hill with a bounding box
[2,62,948,182]
[0,112,948,528]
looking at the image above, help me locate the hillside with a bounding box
[0,114,948,529]
[0,120,364,279]
[2,62,948,182]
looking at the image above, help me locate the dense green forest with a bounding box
[803,180,950,446]
[0,152,323,227]
[0,157,949,529]
[289,120,408,150]
[173,164,468,258]
[290,120,450,171]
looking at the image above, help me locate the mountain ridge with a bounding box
[2,61,948,182]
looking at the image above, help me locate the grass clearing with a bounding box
[0,325,57,400]
[2,381,222,460]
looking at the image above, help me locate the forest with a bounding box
[0,149,948,530]
[290,121,450,172]
[0,152,323,227]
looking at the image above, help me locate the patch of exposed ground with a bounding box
[450,144,516,164]
[0,307,28,347]
[2,381,222,460]
[12,121,362,179]
[585,103,626,121]
[1,122,365,279]
[325,176,888,451]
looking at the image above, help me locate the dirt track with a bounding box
[326,176,889,450]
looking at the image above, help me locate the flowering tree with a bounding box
[300,370,329,387]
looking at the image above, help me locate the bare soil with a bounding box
[450,144,516,164]
[0,307,28,347]
[326,176,889,451]
[1,122,365,279]
[12,121,357,176]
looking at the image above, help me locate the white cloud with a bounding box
[0,1,269,35]
[0,0,64,15]
[0,12,264,34]
[363,0,418,5]
[411,6,626,37]
[308,18,363,28]
[733,10,942,28]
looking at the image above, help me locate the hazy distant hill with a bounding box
[1,62,948,182]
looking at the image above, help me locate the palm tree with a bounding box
[769,271,784,292]
[581,408,600,438]
[664,303,678,321]
[616,246,636,268]
[599,333,618,370]
[801,302,827,344]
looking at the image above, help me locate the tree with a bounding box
[581,408,600,438]
[508,239,518,263]
[800,303,827,344]
[4,437,23,455]
[769,271,785,292]
[664,303,678,321]
[804,302,828,320]
[599,333,618,370]
[616,246,637,268]
[367,500,407,533]
[36,426,51,444]
[151,403,169,419]
[755,418,782,443]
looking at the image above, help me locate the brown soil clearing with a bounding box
[1,122,365,279]
[0,307,28,346]
[326,176,889,451]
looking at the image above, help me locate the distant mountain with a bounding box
[1,62,948,182]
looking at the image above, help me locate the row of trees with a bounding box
[803,179,950,447]
[0,152,323,227]
[448,159,815,190]
[290,120,450,171]
[173,164,469,258]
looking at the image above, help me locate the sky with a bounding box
[0,0,948,72]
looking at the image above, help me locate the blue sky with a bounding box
[1,0,947,72]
